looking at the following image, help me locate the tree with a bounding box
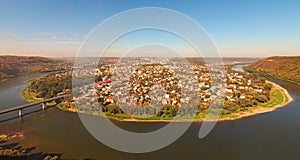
[224,101,239,113]
[264,83,273,90]
[255,95,268,103]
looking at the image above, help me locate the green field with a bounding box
[260,88,285,108]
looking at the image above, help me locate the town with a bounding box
[68,58,272,117]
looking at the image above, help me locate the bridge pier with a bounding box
[0,95,69,119]
[18,109,23,118]
[42,102,47,110]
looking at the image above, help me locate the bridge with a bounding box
[0,95,70,118]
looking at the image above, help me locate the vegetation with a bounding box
[245,56,300,83]
[27,74,72,99]
[22,72,74,111]
[260,88,286,108]
[0,55,71,82]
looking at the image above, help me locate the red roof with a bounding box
[94,80,111,86]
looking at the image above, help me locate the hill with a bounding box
[245,56,300,83]
[0,55,71,81]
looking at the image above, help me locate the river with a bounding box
[1,67,300,159]
[231,64,250,72]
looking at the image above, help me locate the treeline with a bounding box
[76,100,200,119]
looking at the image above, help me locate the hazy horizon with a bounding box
[0,54,298,59]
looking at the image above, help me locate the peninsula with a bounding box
[21,57,293,122]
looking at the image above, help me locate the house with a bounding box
[240,93,246,99]
[225,88,233,93]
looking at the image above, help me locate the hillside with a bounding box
[246,56,300,83]
[0,55,71,81]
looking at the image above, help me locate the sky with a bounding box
[0,0,300,57]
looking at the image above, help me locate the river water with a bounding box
[1,67,300,159]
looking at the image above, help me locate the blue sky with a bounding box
[0,0,300,57]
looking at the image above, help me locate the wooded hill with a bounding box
[0,55,71,81]
[245,56,300,83]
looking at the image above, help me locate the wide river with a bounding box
[1,67,300,159]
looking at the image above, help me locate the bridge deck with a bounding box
[0,95,69,115]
